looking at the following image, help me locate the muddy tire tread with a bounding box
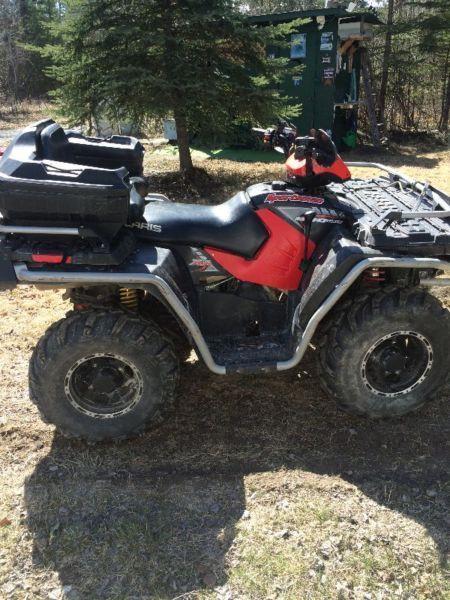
[29,310,179,441]
[317,286,449,417]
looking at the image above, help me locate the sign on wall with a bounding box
[320,32,333,51]
[323,67,335,85]
[291,33,307,59]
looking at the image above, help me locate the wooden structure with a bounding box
[249,7,382,148]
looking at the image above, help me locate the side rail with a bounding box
[13,257,450,375]
[13,263,227,376]
[278,256,450,372]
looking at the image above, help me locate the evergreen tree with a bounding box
[49,0,302,174]
[0,0,60,103]
[21,0,61,97]
[242,0,323,14]
[0,0,25,102]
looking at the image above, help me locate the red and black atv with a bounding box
[252,118,297,157]
[1,120,449,441]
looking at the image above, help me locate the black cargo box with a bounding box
[36,120,144,176]
[0,121,131,239]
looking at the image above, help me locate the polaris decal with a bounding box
[264,193,324,205]
[127,222,162,233]
[312,212,344,224]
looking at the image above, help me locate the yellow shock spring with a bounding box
[119,288,139,310]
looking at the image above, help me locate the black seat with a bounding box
[142,192,268,258]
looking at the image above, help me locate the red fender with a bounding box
[205,208,315,291]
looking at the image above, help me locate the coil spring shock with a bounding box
[119,288,139,310]
[363,268,386,284]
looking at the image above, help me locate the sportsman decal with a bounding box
[191,258,215,272]
[264,193,324,205]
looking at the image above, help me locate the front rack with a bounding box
[331,163,450,255]
[346,161,450,212]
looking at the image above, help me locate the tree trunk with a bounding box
[361,49,381,148]
[439,76,450,133]
[439,49,450,133]
[174,110,194,175]
[161,0,193,175]
[378,0,394,133]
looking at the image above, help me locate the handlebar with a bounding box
[293,129,337,167]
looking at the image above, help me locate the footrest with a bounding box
[207,334,294,373]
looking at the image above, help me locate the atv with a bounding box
[1,120,449,441]
[252,118,297,157]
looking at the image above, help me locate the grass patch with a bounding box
[0,99,59,131]
[152,143,284,164]
[208,147,284,163]
[228,474,448,599]
[152,144,212,162]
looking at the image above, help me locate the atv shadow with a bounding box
[24,355,449,598]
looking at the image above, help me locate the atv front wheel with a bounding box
[318,287,450,418]
[29,310,179,441]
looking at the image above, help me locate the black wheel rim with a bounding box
[65,353,144,419]
[361,331,433,398]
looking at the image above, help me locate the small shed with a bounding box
[249,7,382,148]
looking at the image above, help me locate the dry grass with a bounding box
[0,285,449,599]
[0,105,449,599]
[0,100,58,131]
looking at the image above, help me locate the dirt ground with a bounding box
[0,107,449,599]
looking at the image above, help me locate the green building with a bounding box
[249,7,381,148]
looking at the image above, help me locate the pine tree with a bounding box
[0,0,25,102]
[0,0,59,103]
[242,0,323,14]
[21,0,61,97]
[48,0,301,174]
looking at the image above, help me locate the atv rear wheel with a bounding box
[318,287,450,418]
[29,310,179,441]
